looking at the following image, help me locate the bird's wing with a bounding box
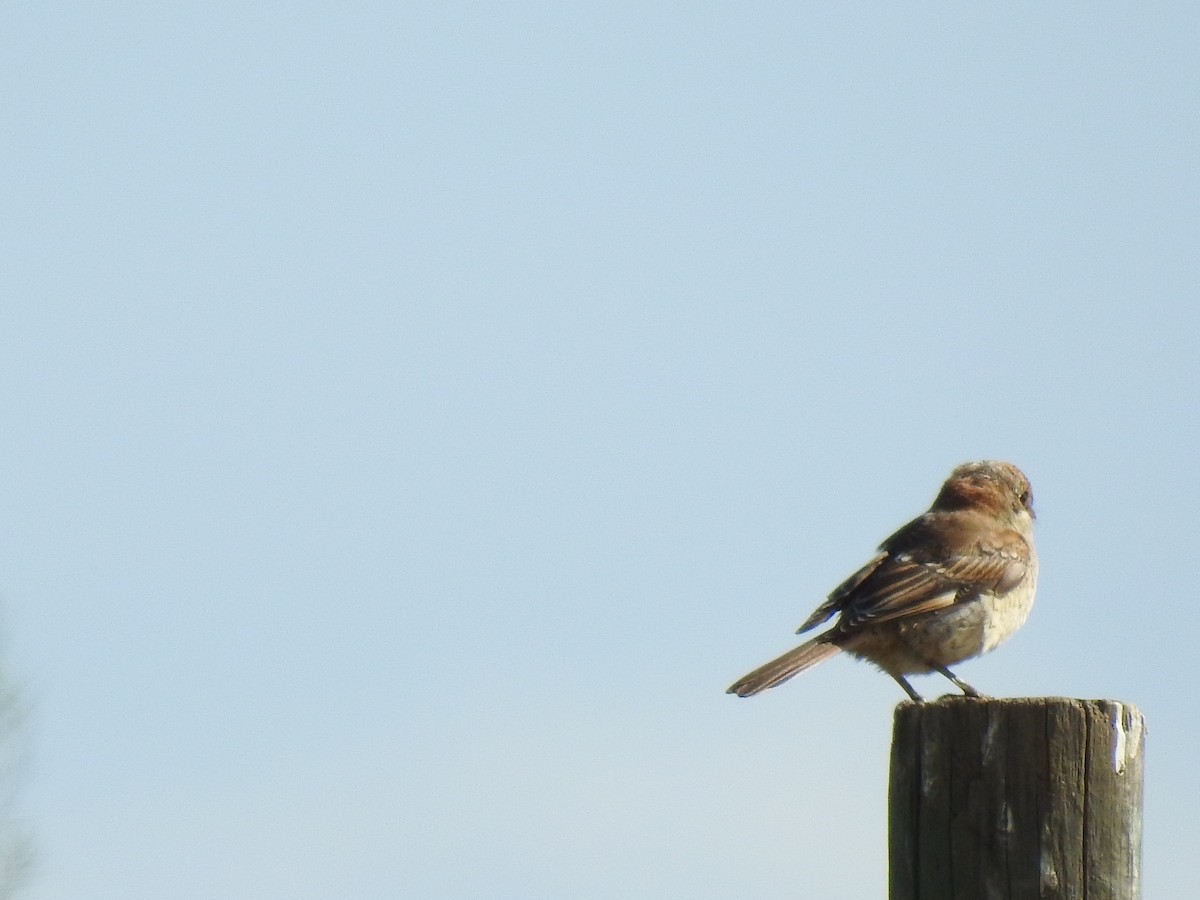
[839,551,1026,629]
[799,512,1031,634]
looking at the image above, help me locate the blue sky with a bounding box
[2,3,1198,898]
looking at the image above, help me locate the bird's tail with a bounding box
[726,635,842,697]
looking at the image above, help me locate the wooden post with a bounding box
[889,697,1144,900]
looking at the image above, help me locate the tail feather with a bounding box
[727,637,842,697]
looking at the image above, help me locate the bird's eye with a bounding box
[1019,489,1031,508]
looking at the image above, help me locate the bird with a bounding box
[727,460,1037,702]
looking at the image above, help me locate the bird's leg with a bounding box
[891,674,925,703]
[932,663,987,698]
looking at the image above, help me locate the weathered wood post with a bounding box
[889,697,1144,900]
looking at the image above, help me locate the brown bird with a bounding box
[727,461,1037,702]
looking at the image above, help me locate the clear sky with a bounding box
[2,3,1198,898]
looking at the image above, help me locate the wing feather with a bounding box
[796,510,1032,635]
